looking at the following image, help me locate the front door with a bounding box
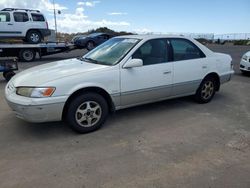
[120,38,173,107]
[0,12,14,37]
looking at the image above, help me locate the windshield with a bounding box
[88,33,102,37]
[82,38,140,66]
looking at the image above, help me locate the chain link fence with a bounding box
[143,32,250,41]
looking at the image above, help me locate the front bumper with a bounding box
[6,101,65,123]
[5,82,67,123]
[240,59,250,72]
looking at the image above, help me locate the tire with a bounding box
[66,93,109,133]
[26,30,42,44]
[19,49,36,62]
[241,70,250,76]
[3,71,15,81]
[194,77,216,103]
[86,41,95,51]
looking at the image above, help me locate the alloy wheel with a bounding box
[75,101,102,127]
[201,81,214,100]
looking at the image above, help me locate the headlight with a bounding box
[242,55,248,61]
[16,87,55,98]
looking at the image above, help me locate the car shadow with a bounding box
[14,120,75,139]
[12,96,195,139]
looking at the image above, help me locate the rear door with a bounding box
[12,12,30,37]
[169,38,207,96]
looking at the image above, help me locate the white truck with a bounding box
[0,8,76,62]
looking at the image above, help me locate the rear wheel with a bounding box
[66,93,109,133]
[19,49,36,62]
[195,77,216,103]
[26,30,42,44]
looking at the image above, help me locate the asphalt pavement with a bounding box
[0,44,250,188]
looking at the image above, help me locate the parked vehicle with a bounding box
[240,51,250,73]
[0,57,18,81]
[0,42,75,62]
[74,33,113,50]
[5,35,234,133]
[71,35,86,43]
[0,8,51,43]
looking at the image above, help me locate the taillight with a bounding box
[46,21,49,29]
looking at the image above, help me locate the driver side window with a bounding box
[0,12,10,22]
[132,39,168,66]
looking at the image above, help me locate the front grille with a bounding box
[6,82,15,94]
[240,65,245,68]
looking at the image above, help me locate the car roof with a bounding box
[88,33,106,37]
[115,34,191,40]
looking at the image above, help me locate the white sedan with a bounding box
[240,51,250,73]
[5,35,234,133]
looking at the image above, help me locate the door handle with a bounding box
[202,65,207,69]
[8,23,13,25]
[163,71,172,74]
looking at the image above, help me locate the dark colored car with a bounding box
[71,35,86,43]
[74,33,113,50]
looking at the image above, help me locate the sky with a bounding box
[0,0,249,34]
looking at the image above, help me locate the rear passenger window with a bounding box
[132,39,168,66]
[31,13,45,22]
[13,12,29,22]
[0,12,10,22]
[170,39,205,61]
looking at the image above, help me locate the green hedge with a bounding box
[233,40,250,45]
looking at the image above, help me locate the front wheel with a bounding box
[195,77,216,103]
[66,93,109,133]
[241,70,250,76]
[86,41,95,51]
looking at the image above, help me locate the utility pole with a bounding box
[53,0,57,39]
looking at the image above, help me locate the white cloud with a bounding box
[134,28,152,34]
[0,0,131,33]
[108,12,127,16]
[53,7,130,33]
[77,1,100,7]
[0,0,67,12]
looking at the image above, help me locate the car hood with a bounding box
[244,51,250,57]
[11,58,109,86]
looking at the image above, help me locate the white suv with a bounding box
[0,8,51,43]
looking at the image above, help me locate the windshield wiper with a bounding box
[81,57,101,64]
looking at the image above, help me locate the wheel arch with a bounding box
[62,86,116,120]
[87,39,95,45]
[203,72,220,91]
[26,29,42,37]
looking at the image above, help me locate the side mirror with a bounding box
[123,59,143,68]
